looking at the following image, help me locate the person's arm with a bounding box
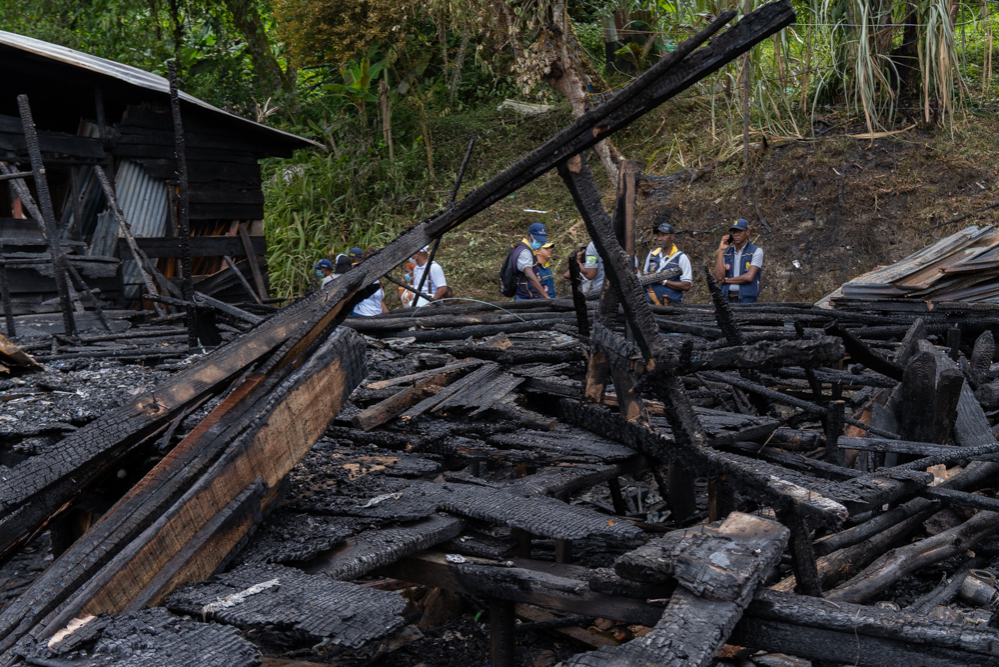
[713,235,731,283]
[666,254,693,292]
[523,266,551,298]
[724,265,759,285]
[432,286,449,300]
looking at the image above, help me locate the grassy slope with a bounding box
[273,96,999,306]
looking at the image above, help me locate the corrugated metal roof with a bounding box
[0,29,322,151]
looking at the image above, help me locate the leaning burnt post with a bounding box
[168,60,197,348]
[16,95,76,337]
[0,248,14,339]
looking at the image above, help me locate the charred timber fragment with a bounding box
[733,589,999,667]
[567,512,788,667]
[165,563,406,648]
[556,155,661,359]
[0,326,366,652]
[826,321,903,381]
[378,551,664,626]
[681,336,844,372]
[15,607,259,667]
[15,95,76,337]
[168,60,196,347]
[305,515,464,581]
[826,509,999,604]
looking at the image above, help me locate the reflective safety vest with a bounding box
[722,242,762,299]
[648,246,688,303]
[515,245,546,300]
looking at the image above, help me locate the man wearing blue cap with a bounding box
[312,258,334,288]
[714,218,763,303]
[643,212,692,304]
[513,222,553,300]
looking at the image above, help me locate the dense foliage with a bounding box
[2,0,997,295]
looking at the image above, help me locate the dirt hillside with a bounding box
[387,105,999,306]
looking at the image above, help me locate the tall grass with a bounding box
[262,147,430,298]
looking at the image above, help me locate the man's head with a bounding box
[728,218,751,246]
[333,254,351,275]
[348,247,364,266]
[413,244,431,266]
[527,222,547,248]
[651,210,676,249]
[537,241,554,264]
[313,258,333,276]
[653,221,676,249]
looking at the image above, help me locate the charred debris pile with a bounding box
[4,3,999,666]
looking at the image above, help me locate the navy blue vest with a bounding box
[722,242,762,298]
[648,247,688,303]
[515,246,546,299]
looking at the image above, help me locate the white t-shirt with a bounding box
[516,245,535,272]
[728,245,764,293]
[321,274,334,288]
[643,248,693,284]
[412,261,447,307]
[582,241,605,295]
[353,284,385,316]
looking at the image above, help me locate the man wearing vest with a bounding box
[514,222,553,300]
[643,217,692,304]
[713,218,763,303]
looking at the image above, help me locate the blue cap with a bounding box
[730,218,750,231]
[312,258,333,270]
[528,222,547,244]
[348,247,363,259]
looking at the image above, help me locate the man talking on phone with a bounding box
[714,218,763,303]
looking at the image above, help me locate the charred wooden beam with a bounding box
[733,589,999,667]
[164,563,407,648]
[15,96,75,337]
[567,512,788,667]
[826,321,903,381]
[0,286,364,651]
[826,509,999,604]
[377,551,664,626]
[168,61,196,346]
[681,336,844,373]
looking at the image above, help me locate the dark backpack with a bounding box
[499,242,529,297]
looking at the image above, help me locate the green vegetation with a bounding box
[2,0,998,299]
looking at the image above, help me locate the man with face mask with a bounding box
[536,241,556,298]
[514,222,553,300]
[312,258,334,288]
[643,213,692,304]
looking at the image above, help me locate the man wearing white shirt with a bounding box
[412,245,448,307]
[643,217,692,304]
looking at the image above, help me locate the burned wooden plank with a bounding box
[567,512,788,667]
[486,428,636,463]
[364,358,485,390]
[733,589,999,667]
[0,328,367,653]
[680,336,845,372]
[165,563,406,648]
[826,321,904,381]
[377,551,664,626]
[0,272,365,568]
[826,508,999,604]
[351,376,445,431]
[16,607,259,667]
[233,511,357,565]
[401,363,500,418]
[304,514,464,581]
